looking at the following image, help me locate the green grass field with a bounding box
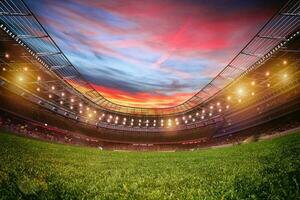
[0,131,299,200]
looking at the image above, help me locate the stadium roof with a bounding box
[0,0,299,115]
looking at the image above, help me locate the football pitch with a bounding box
[0,131,299,200]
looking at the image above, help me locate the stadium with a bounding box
[0,0,299,199]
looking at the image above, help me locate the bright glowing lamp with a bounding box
[265,71,270,76]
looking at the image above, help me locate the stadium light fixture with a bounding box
[209,113,212,116]
[61,92,65,97]
[283,73,288,79]
[86,107,90,111]
[189,115,192,119]
[185,120,188,124]
[218,109,222,112]
[51,86,55,90]
[267,83,271,87]
[265,71,270,76]
[48,94,52,98]
[88,113,92,118]
[251,81,255,86]
[18,76,24,81]
[36,87,40,92]
[251,92,255,96]
[70,98,74,103]
[210,106,214,110]
[79,103,83,107]
[226,105,230,109]
[202,110,205,114]
[237,88,244,96]
[23,67,28,71]
[70,106,73,110]
[201,116,205,119]
[196,112,199,116]
[4,53,9,59]
[79,110,82,114]
[192,118,195,122]
[2,67,6,71]
[227,96,231,101]
[217,102,220,106]
[283,60,287,65]
[60,100,63,105]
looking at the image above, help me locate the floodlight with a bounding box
[265,71,270,76]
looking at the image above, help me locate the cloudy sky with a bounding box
[25,0,284,108]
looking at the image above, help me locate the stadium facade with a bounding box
[0,0,300,148]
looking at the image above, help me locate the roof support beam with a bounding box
[63,75,77,80]
[241,52,262,58]
[281,13,300,17]
[36,52,61,57]
[16,35,48,40]
[0,12,31,16]
[258,35,287,41]
[228,64,244,71]
[51,64,72,70]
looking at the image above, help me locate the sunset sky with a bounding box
[25,0,283,108]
